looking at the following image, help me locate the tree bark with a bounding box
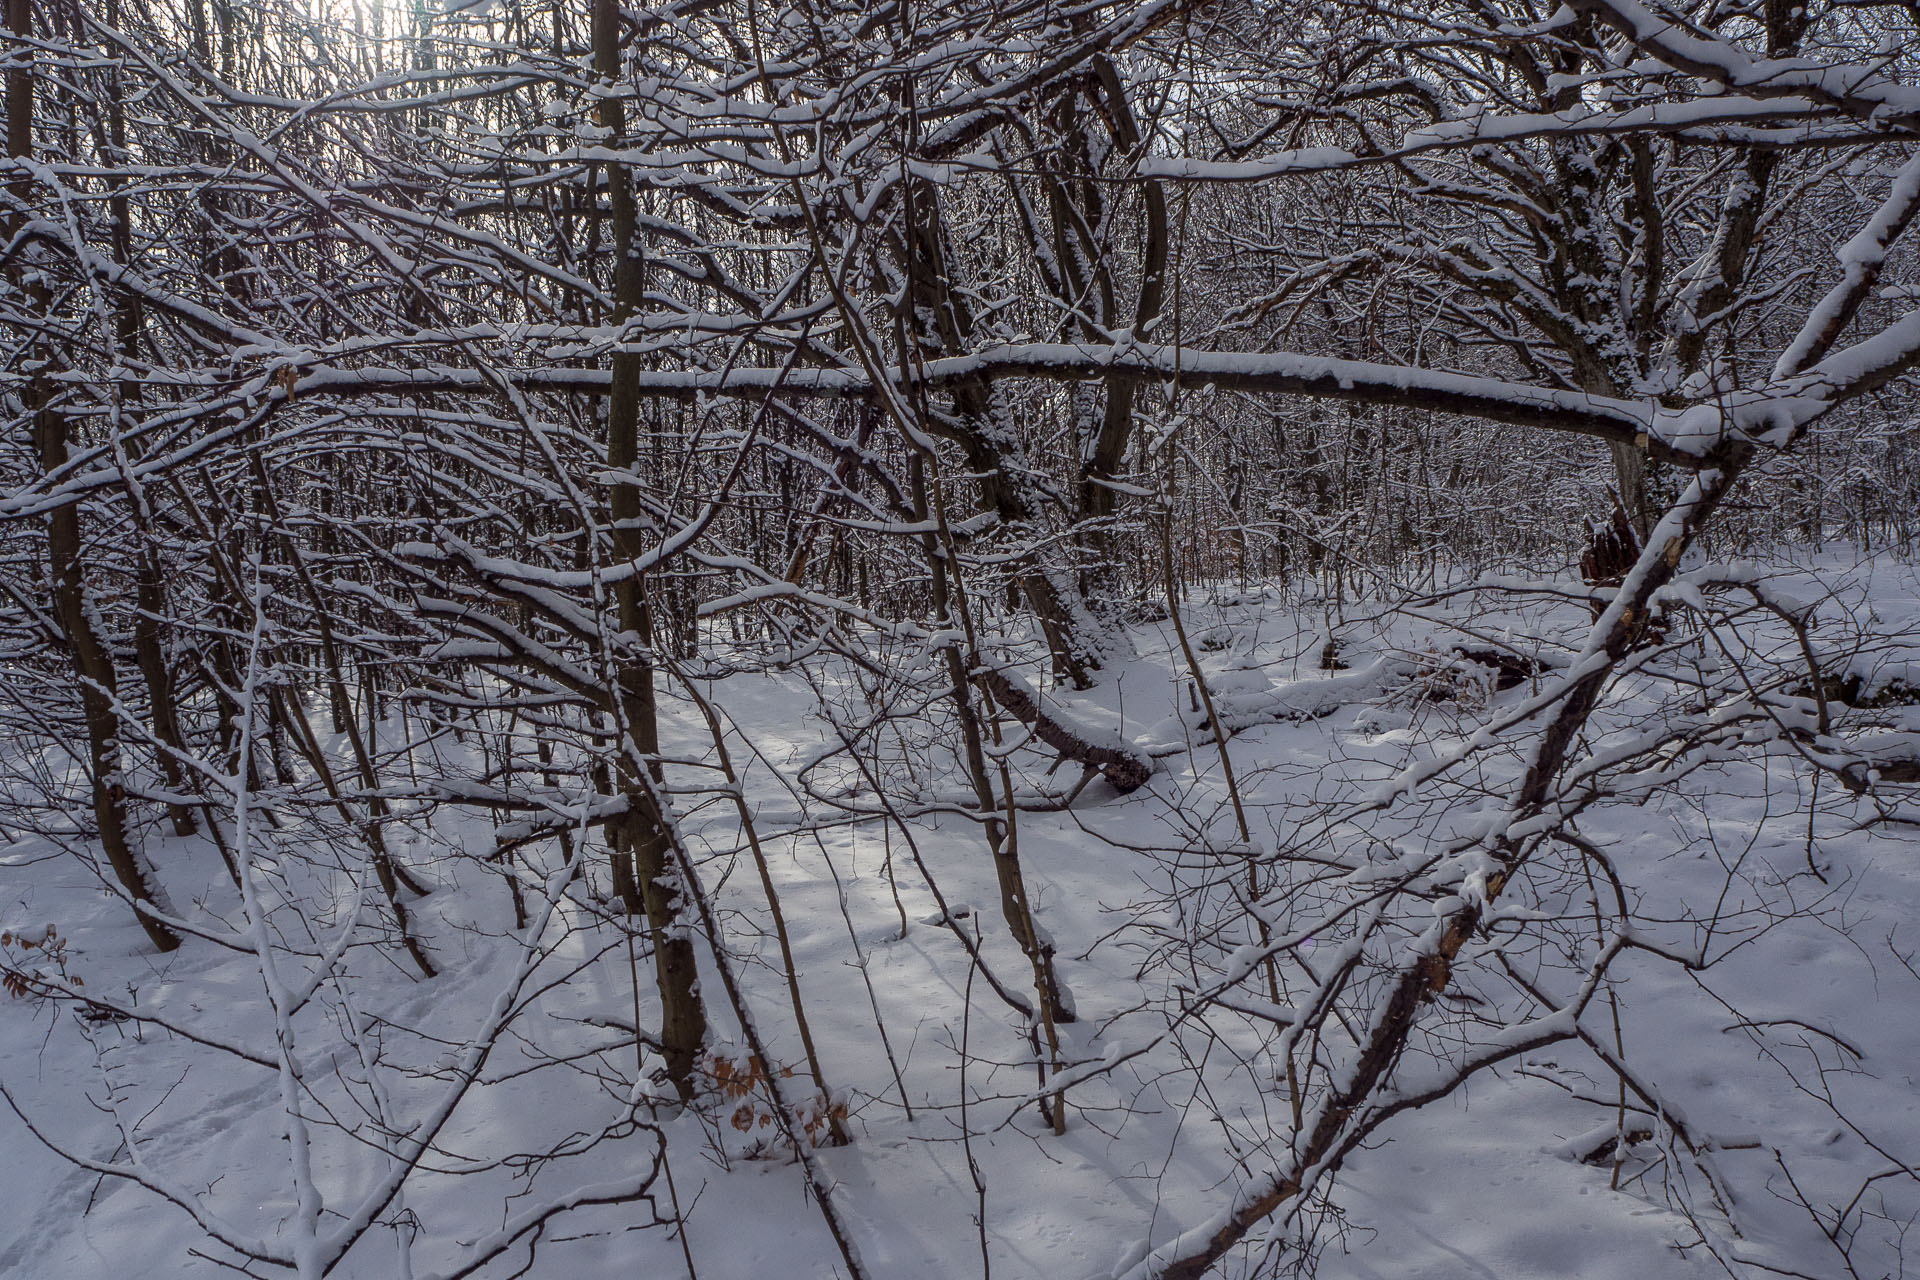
[971,666,1152,792]
[595,0,706,1100]
[11,0,178,952]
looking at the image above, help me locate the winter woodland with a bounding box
[2,0,1920,1276]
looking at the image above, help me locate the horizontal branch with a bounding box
[1,342,1682,519]
[1138,97,1873,184]
[268,342,1664,452]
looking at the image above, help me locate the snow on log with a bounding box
[972,665,1154,793]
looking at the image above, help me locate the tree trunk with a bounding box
[595,0,706,1100]
[11,0,178,951]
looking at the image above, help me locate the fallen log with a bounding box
[973,666,1154,793]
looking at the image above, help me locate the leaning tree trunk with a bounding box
[900,173,1105,688]
[1136,444,1748,1280]
[1062,55,1168,602]
[10,0,178,952]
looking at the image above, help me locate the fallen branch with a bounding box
[973,665,1154,792]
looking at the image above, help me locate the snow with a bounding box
[3,556,1919,1280]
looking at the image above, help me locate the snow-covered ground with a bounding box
[3,552,1917,1280]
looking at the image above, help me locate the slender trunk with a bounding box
[248,455,437,976]
[681,678,849,1144]
[596,0,705,1100]
[132,558,196,836]
[40,424,181,952]
[903,187,1101,687]
[910,457,1074,1034]
[98,0,196,837]
[12,0,177,951]
[1072,57,1168,596]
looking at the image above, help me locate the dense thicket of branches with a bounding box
[2,0,1919,1275]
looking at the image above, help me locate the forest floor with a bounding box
[3,548,1918,1280]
